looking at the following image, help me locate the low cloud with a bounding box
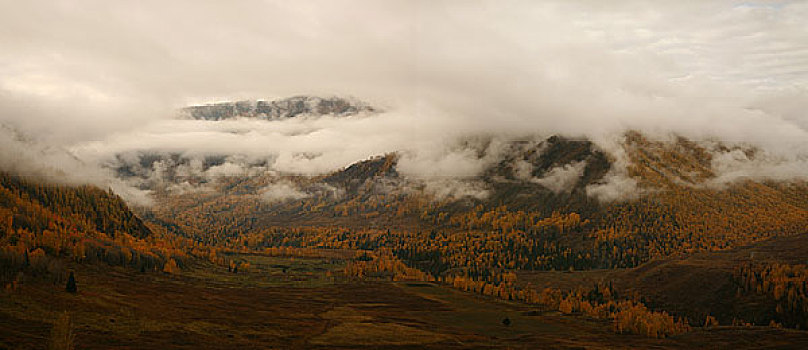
[586,172,641,203]
[586,135,641,202]
[1,1,807,205]
[707,147,808,186]
[0,125,154,206]
[422,179,490,201]
[533,161,587,194]
[260,181,309,203]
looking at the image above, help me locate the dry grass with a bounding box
[2,252,808,349]
[310,321,448,346]
[47,312,74,350]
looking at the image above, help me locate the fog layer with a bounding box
[1,1,806,203]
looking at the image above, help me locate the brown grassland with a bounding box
[3,248,808,349]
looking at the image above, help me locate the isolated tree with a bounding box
[704,315,718,329]
[163,259,179,274]
[65,272,77,293]
[502,317,511,326]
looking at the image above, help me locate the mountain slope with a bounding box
[0,173,168,288]
[143,131,808,274]
[517,232,808,329]
[0,174,151,239]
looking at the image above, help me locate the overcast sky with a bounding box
[1,0,807,193]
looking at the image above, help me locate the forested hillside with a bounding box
[3,131,806,340]
[135,131,808,332]
[0,173,184,288]
[145,132,808,270]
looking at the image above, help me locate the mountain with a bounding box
[143,131,808,270]
[131,129,808,333]
[181,96,377,121]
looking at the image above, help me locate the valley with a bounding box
[2,138,808,348]
[4,246,808,349]
[3,2,808,348]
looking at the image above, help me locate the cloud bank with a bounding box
[1,0,806,203]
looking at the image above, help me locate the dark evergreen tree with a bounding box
[66,271,77,293]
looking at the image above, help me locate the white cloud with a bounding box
[0,125,154,206]
[586,133,641,202]
[260,181,309,203]
[586,172,640,203]
[0,1,806,204]
[708,147,808,185]
[512,159,534,181]
[422,179,490,201]
[533,161,587,194]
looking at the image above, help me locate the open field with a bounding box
[2,252,808,349]
[182,253,347,288]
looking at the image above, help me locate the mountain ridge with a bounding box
[142,131,808,273]
[181,96,376,121]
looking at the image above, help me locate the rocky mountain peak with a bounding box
[181,96,376,121]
